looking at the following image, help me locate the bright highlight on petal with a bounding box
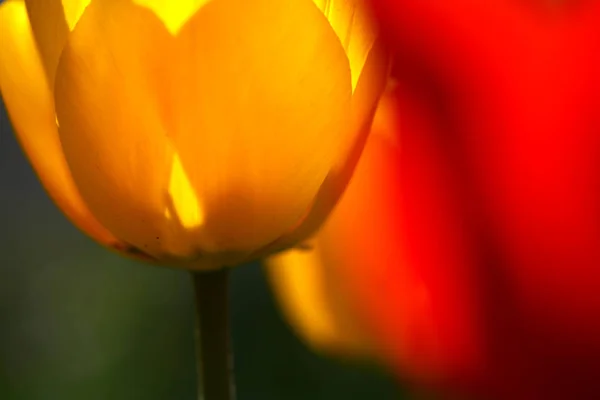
[168,153,204,229]
[314,0,377,92]
[133,0,211,35]
[61,0,91,30]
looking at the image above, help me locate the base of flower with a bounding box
[192,268,235,400]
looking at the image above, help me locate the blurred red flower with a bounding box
[360,1,600,398]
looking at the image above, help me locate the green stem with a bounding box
[191,268,235,400]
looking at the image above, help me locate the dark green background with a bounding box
[0,99,403,399]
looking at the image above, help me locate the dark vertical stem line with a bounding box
[192,268,235,400]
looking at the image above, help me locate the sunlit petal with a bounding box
[133,0,211,35]
[314,0,378,92]
[256,38,389,255]
[54,1,191,259]
[168,152,205,229]
[0,0,117,245]
[171,0,352,254]
[24,0,91,87]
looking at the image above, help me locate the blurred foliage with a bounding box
[0,101,403,399]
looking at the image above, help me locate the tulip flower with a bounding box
[0,0,388,270]
[270,1,600,399]
[0,0,389,399]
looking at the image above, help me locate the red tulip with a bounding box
[269,2,600,399]
[364,1,600,398]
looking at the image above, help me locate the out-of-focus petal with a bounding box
[24,0,91,87]
[369,2,600,397]
[0,0,117,246]
[266,246,372,358]
[171,0,352,255]
[327,85,484,384]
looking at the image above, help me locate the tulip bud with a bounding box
[0,0,388,269]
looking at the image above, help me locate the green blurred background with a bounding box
[0,99,404,399]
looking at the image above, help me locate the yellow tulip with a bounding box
[0,0,388,269]
[265,86,400,359]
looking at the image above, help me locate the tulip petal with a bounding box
[55,0,353,265]
[24,0,90,87]
[171,0,352,254]
[256,37,389,256]
[314,0,377,92]
[54,1,197,260]
[132,0,211,35]
[265,246,373,358]
[0,0,117,246]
